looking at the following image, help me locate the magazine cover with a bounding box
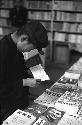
[34,89,62,107]
[57,75,78,89]
[50,83,73,94]
[55,90,82,114]
[57,113,82,125]
[40,107,65,125]
[25,103,48,117]
[3,109,36,125]
[33,117,50,125]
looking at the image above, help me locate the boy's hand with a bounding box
[23,78,41,87]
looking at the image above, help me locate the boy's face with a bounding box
[17,34,35,52]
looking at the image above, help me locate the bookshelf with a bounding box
[0,0,14,39]
[24,0,82,63]
[0,0,53,62]
[52,0,82,64]
[1,0,82,63]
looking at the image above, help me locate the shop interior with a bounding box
[1,0,82,124]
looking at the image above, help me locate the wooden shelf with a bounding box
[54,9,82,13]
[53,20,82,23]
[53,30,82,35]
[27,8,51,11]
[54,41,68,46]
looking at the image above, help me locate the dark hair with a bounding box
[16,20,49,51]
[16,25,29,36]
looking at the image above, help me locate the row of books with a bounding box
[0,9,9,18]
[1,1,82,21]
[3,106,82,125]
[54,32,82,44]
[1,11,82,32]
[0,0,14,8]
[44,23,82,33]
[0,0,82,12]
[0,18,8,27]
[53,1,73,11]
[56,12,82,22]
[53,0,82,11]
[28,11,52,21]
[0,27,11,36]
[28,11,82,22]
[24,0,52,10]
[24,0,82,12]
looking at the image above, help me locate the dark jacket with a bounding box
[0,34,29,106]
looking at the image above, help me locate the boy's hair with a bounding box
[16,20,49,54]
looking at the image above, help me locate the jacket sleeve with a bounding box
[17,51,33,79]
[0,40,6,84]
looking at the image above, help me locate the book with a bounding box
[77,24,82,32]
[55,90,82,114]
[57,76,78,90]
[33,117,49,125]
[78,74,82,89]
[62,22,70,32]
[30,64,50,81]
[53,22,63,31]
[53,1,73,10]
[69,23,78,32]
[76,13,82,22]
[57,113,82,125]
[23,49,38,60]
[3,109,36,125]
[64,71,80,79]
[34,89,62,107]
[69,58,82,73]
[40,107,65,125]
[68,34,77,43]
[50,84,73,94]
[25,103,48,117]
[54,32,66,42]
[57,71,80,89]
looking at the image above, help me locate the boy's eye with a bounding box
[23,37,28,41]
[21,37,28,42]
